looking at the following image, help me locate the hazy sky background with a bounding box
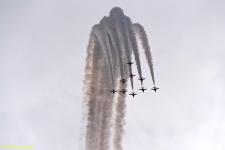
[1,0,225,150]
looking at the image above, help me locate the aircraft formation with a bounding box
[110,61,159,98]
[83,7,158,150]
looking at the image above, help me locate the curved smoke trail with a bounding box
[133,23,156,85]
[92,25,115,88]
[126,18,143,79]
[83,7,155,150]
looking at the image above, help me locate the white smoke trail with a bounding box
[104,18,125,80]
[93,29,117,150]
[114,11,134,90]
[126,17,143,79]
[83,34,104,150]
[133,23,156,85]
[84,34,116,150]
[98,61,114,150]
[92,25,115,88]
[113,81,127,150]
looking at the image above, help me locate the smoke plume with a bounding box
[82,7,155,150]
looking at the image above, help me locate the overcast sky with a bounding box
[1,0,225,150]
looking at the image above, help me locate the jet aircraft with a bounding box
[120,89,127,94]
[129,74,135,78]
[151,87,159,92]
[120,79,126,84]
[138,77,145,85]
[127,61,134,66]
[129,92,137,98]
[110,89,117,94]
[139,87,147,93]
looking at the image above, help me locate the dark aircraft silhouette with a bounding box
[120,79,126,84]
[139,87,147,93]
[110,89,117,94]
[120,89,127,94]
[138,77,145,85]
[129,92,137,98]
[129,74,135,78]
[151,86,159,92]
[127,61,134,66]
